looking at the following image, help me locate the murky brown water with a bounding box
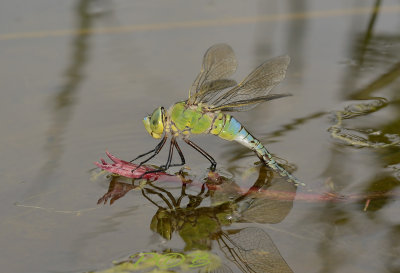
[1,1,399,272]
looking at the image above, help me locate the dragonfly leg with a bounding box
[130,135,168,162]
[131,135,168,172]
[139,137,176,178]
[170,140,185,167]
[183,138,216,171]
[158,139,186,168]
[130,149,155,163]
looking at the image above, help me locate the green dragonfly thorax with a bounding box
[169,102,215,136]
[169,101,243,141]
[143,101,240,140]
[144,102,223,139]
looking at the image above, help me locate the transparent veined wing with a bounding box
[209,94,292,112]
[218,227,293,273]
[192,79,237,105]
[188,44,238,104]
[209,55,291,112]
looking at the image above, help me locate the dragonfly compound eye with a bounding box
[143,115,162,139]
[149,107,165,135]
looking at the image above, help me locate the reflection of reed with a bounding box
[342,1,400,99]
[26,0,95,196]
[349,61,400,99]
[319,2,400,271]
[331,0,400,179]
[356,0,382,66]
[334,1,400,174]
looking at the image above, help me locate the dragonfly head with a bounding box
[143,107,165,139]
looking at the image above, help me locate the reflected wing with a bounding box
[208,55,291,112]
[237,179,296,224]
[188,44,238,104]
[219,227,293,273]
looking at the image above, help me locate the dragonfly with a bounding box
[131,43,300,185]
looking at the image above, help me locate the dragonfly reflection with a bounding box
[98,166,295,273]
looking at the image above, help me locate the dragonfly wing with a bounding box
[188,44,237,104]
[210,94,292,112]
[193,79,237,104]
[209,55,290,112]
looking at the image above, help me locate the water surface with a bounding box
[1,1,399,272]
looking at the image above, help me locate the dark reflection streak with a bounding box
[252,0,307,122]
[315,2,400,272]
[25,0,94,197]
[250,1,272,119]
[334,0,400,186]
[316,2,376,269]
[253,1,275,63]
[349,61,400,100]
[358,0,381,66]
[286,0,308,75]
[340,1,381,98]
[267,111,326,139]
